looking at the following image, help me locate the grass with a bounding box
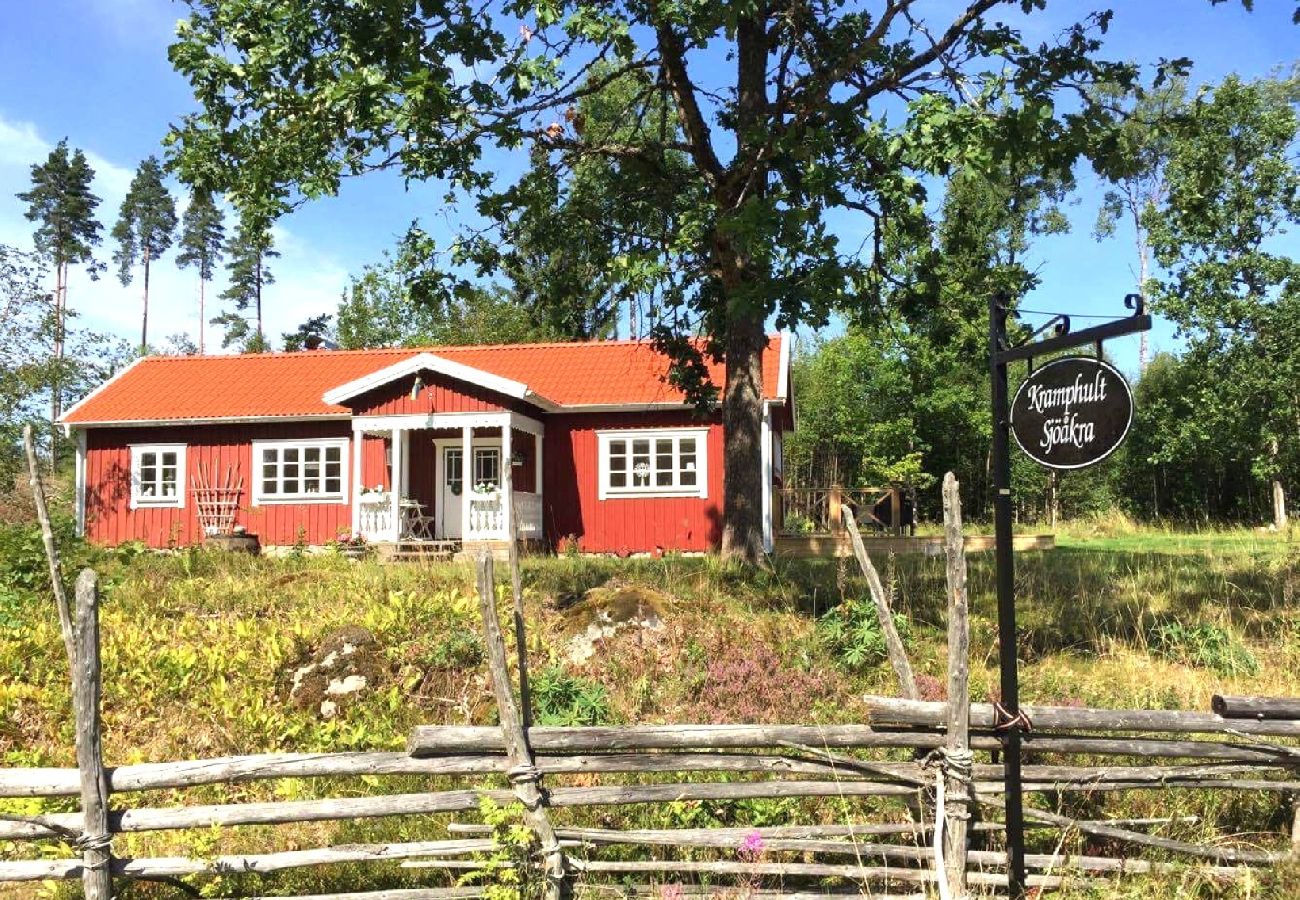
[2,528,1300,897]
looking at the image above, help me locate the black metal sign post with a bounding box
[989,292,1151,898]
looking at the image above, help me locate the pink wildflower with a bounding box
[738,829,766,861]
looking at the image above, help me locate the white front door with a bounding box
[437,441,503,540]
[440,447,464,539]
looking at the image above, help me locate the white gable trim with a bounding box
[322,352,558,411]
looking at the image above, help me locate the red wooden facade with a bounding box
[69,338,792,553]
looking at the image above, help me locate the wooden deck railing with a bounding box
[777,484,914,536]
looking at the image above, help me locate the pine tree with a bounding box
[217,213,278,350]
[113,156,178,351]
[175,190,225,354]
[15,139,102,467]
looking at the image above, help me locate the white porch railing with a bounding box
[467,490,503,537]
[359,491,397,541]
[466,489,543,540]
[360,489,543,543]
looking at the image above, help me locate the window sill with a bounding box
[252,496,347,506]
[600,489,707,501]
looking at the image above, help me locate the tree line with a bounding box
[787,68,1300,528]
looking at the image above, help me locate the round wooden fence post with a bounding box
[73,569,112,899]
[942,473,971,897]
[475,553,569,899]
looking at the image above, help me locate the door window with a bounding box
[445,448,464,496]
[473,448,501,490]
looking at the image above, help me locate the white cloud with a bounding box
[0,112,349,352]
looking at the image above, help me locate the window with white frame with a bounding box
[597,429,708,499]
[130,444,185,508]
[253,439,348,503]
[473,447,501,490]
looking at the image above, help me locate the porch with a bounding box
[350,411,544,547]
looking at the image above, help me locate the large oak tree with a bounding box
[168,0,1134,560]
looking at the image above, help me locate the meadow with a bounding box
[1,519,1299,897]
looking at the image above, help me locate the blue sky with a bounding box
[0,0,1296,374]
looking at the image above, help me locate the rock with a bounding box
[326,674,369,696]
[561,584,668,664]
[286,626,383,715]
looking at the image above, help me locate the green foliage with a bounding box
[112,156,179,348]
[1149,621,1259,677]
[784,332,933,491]
[176,189,226,283]
[531,664,612,726]
[1140,71,1300,517]
[458,796,539,900]
[216,211,278,350]
[15,139,102,275]
[815,595,900,673]
[282,313,333,351]
[424,628,484,670]
[334,223,562,349]
[0,246,131,479]
[0,515,100,624]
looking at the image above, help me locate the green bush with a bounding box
[1149,621,1259,676]
[425,628,485,669]
[815,594,903,672]
[531,665,612,726]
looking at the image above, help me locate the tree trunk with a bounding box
[1048,471,1059,529]
[1271,440,1286,530]
[1137,235,1149,373]
[255,254,264,345]
[49,260,66,474]
[198,276,206,355]
[720,313,766,562]
[141,246,151,351]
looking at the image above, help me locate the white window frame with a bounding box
[252,438,350,505]
[597,428,709,500]
[130,443,186,510]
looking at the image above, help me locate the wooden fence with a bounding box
[8,435,1300,898]
[776,485,915,537]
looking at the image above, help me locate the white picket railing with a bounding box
[467,490,504,537]
[358,492,396,541]
[359,488,542,543]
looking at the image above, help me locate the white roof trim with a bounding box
[321,351,558,410]
[776,331,792,401]
[59,355,149,428]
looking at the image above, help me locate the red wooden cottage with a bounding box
[60,336,793,555]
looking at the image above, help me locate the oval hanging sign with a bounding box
[1010,356,1134,470]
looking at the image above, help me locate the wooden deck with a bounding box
[774,532,1055,558]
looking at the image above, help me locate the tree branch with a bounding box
[650,5,725,189]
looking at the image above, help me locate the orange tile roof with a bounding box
[62,336,788,425]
